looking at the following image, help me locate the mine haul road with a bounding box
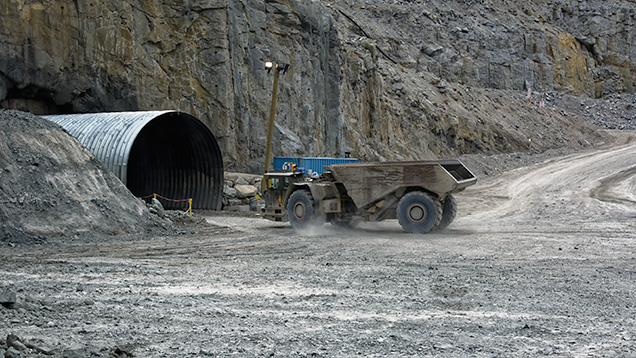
[2,131,636,357]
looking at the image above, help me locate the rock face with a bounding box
[0,0,633,172]
[346,0,636,97]
[0,0,344,173]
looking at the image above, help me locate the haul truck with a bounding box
[261,160,476,233]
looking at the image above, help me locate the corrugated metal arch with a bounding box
[45,111,223,210]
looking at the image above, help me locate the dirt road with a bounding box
[2,133,636,357]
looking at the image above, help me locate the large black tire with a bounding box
[287,190,318,230]
[436,194,457,231]
[397,191,442,233]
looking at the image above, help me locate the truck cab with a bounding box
[260,170,307,221]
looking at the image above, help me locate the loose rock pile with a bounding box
[222,172,262,212]
[557,92,636,130]
[508,90,636,131]
[143,198,211,227]
[0,110,168,246]
[462,91,636,180]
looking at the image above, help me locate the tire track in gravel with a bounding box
[455,131,636,233]
[0,225,308,262]
[590,165,636,206]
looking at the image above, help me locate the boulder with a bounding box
[4,347,21,358]
[147,198,165,218]
[235,177,249,185]
[0,290,17,308]
[234,184,258,199]
[62,346,89,358]
[223,184,238,198]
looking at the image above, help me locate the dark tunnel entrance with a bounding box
[127,113,223,209]
[45,111,223,210]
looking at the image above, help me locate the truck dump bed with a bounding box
[325,160,476,209]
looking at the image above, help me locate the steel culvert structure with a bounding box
[45,111,223,210]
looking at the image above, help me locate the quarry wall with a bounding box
[0,0,633,172]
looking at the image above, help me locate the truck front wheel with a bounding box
[397,191,442,233]
[287,190,318,230]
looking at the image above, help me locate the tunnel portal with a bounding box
[45,111,223,210]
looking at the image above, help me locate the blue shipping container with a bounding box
[273,157,360,176]
[272,157,301,171]
[300,157,360,176]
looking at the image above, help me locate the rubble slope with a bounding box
[0,110,165,245]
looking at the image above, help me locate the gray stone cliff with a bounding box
[0,0,633,172]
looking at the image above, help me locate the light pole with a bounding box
[263,61,290,174]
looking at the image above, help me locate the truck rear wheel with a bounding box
[287,190,318,230]
[397,191,442,233]
[436,194,457,230]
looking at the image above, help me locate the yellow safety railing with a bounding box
[138,193,192,216]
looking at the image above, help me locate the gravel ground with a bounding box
[2,131,636,357]
[2,92,636,357]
